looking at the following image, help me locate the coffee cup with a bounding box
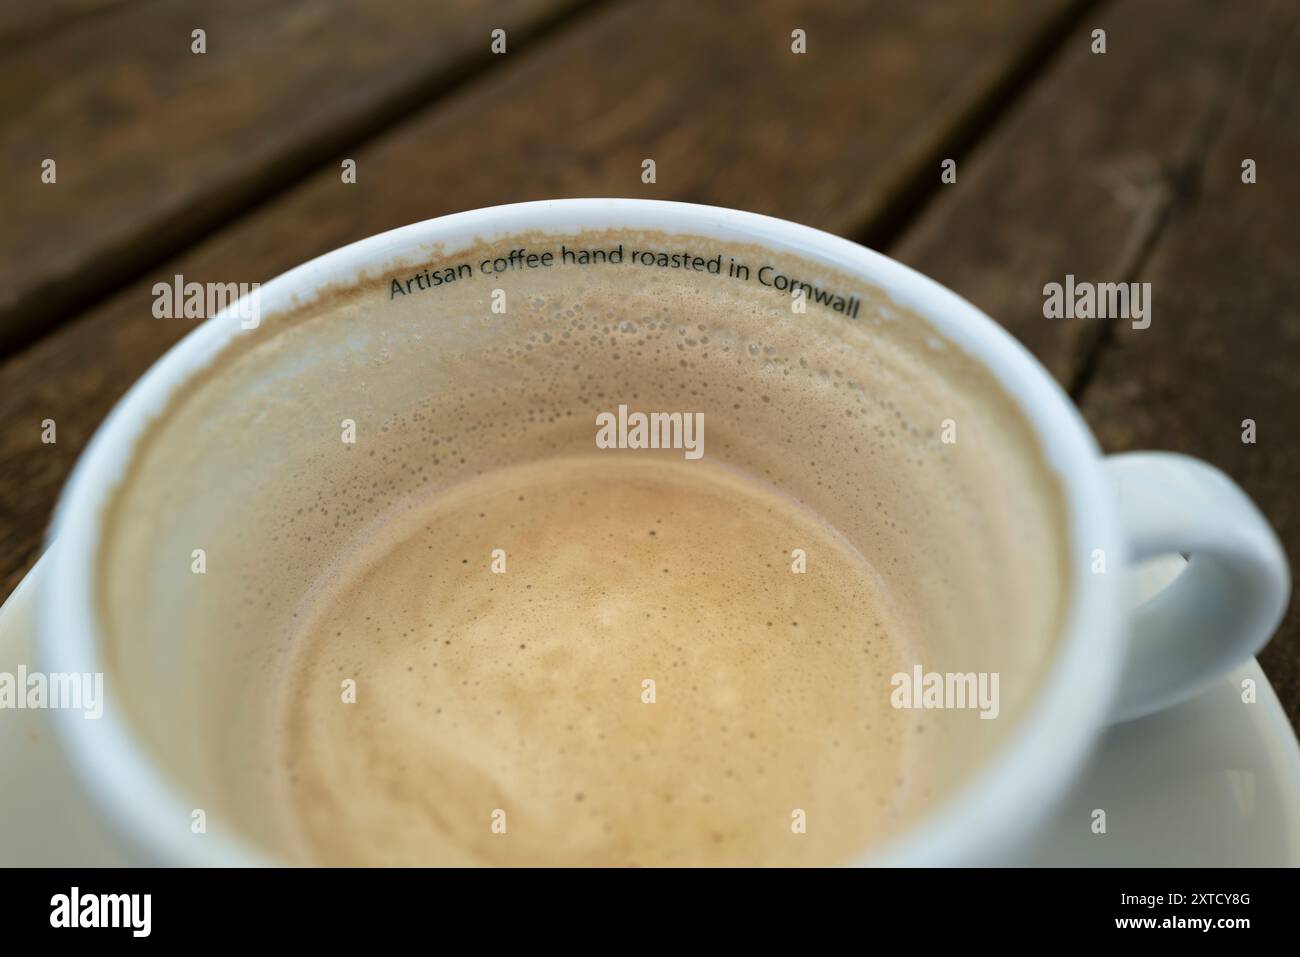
[40,199,1290,865]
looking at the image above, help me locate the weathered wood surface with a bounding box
[0,0,589,352]
[0,0,1083,598]
[893,0,1299,726]
[1079,0,1300,727]
[892,0,1263,386]
[0,0,134,49]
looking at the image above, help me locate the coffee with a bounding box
[276,456,913,865]
[95,229,1070,865]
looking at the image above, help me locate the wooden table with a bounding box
[2,0,1297,728]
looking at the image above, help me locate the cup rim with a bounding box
[40,198,1126,865]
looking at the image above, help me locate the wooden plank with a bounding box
[0,0,591,353]
[0,0,134,50]
[1080,1,1300,728]
[891,0,1264,387]
[892,0,1299,727]
[0,0,1083,600]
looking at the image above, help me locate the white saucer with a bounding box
[2,551,1297,865]
[0,553,122,865]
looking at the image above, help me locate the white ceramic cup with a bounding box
[39,199,1291,865]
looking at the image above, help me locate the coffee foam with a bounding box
[277,456,916,865]
[96,228,1071,864]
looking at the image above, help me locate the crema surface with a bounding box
[279,457,914,865]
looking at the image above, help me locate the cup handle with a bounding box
[1103,452,1290,722]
